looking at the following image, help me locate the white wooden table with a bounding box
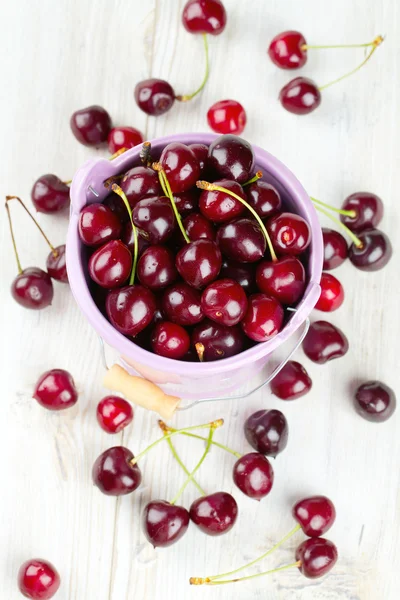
[1,1,399,598]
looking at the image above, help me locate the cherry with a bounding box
[207,99,247,135]
[233,452,274,500]
[217,218,266,263]
[208,134,254,183]
[201,278,248,326]
[142,500,190,547]
[244,409,288,457]
[132,196,175,244]
[173,189,199,216]
[134,78,175,116]
[303,320,349,364]
[122,222,150,255]
[241,293,284,342]
[220,259,256,294]
[18,558,60,599]
[176,239,222,289]
[31,174,70,213]
[315,272,344,312]
[256,256,306,305]
[33,368,78,410]
[246,181,281,218]
[268,30,307,69]
[162,282,204,326]
[46,245,68,283]
[270,360,312,400]
[106,285,156,336]
[267,212,311,255]
[107,126,143,154]
[183,213,216,241]
[137,245,178,290]
[92,446,142,496]
[96,396,134,433]
[121,166,162,208]
[292,495,336,537]
[182,0,227,35]
[199,178,246,222]
[104,192,130,224]
[192,319,244,361]
[322,227,348,270]
[190,492,238,536]
[159,143,201,193]
[295,538,338,579]
[70,105,111,145]
[349,228,392,271]
[151,321,190,359]
[12,267,54,310]
[188,143,209,175]
[78,203,122,247]
[88,240,132,288]
[340,192,383,232]
[279,78,321,115]
[354,381,396,422]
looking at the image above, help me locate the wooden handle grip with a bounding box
[103,365,180,420]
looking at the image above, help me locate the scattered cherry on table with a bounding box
[207,99,247,135]
[270,360,312,400]
[96,396,134,433]
[18,558,61,599]
[33,368,78,410]
[354,381,396,422]
[70,105,111,146]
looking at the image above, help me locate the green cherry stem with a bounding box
[301,35,382,51]
[111,184,138,284]
[314,204,363,248]
[190,561,301,586]
[153,164,191,243]
[162,424,241,459]
[242,171,263,187]
[5,196,58,257]
[176,33,209,102]
[310,197,356,217]
[5,201,23,273]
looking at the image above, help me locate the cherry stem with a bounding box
[109,147,128,160]
[140,141,152,166]
[318,36,383,92]
[5,201,23,273]
[242,171,263,187]
[190,560,301,586]
[195,342,205,362]
[159,429,206,496]
[176,34,209,102]
[196,181,278,262]
[302,35,382,51]
[160,422,242,459]
[63,179,72,185]
[314,204,363,248]
[310,196,356,217]
[153,164,191,244]
[111,184,138,284]
[5,196,57,257]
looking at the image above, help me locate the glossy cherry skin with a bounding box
[256,256,306,305]
[134,78,175,116]
[46,245,68,283]
[18,558,60,599]
[96,396,133,433]
[201,278,247,326]
[122,222,150,255]
[188,143,209,175]
[322,227,348,270]
[246,181,281,218]
[88,240,132,288]
[192,319,244,361]
[142,500,190,547]
[199,179,246,222]
[92,446,142,496]
[173,189,199,216]
[354,381,396,422]
[208,134,254,183]
[190,492,238,535]
[315,273,344,312]
[303,320,349,364]
[270,360,312,400]
[183,213,216,241]
[11,268,54,310]
[267,212,311,255]
[244,409,288,457]
[349,228,392,271]
[182,0,227,35]
[151,321,190,359]
[106,285,156,336]
[104,192,130,223]
[220,259,256,294]
[293,495,336,537]
[132,196,175,244]
[241,293,284,342]
[340,192,383,232]
[137,245,178,290]
[296,538,338,579]
[176,239,222,289]
[162,282,204,326]
[107,126,143,154]
[160,143,201,193]
[33,369,78,411]
[121,166,162,208]
[233,452,274,500]
[217,218,266,263]
[279,78,321,115]
[207,99,246,135]
[268,30,307,69]
[78,203,122,247]
[31,174,70,213]
[70,105,111,145]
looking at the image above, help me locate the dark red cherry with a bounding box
[192,319,244,361]
[132,196,175,244]
[160,143,201,193]
[92,446,142,496]
[190,492,238,536]
[220,259,256,294]
[188,143,209,175]
[296,538,338,579]
[315,273,344,312]
[176,239,222,289]
[349,228,392,271]
[270,360,312,400]
[134,78,175,116]
[151,321,190,359]
[107,126,143,154]
[183,213,216,241]
[31,174,70,213]
[173,189,199,216]
[11,267,54,310]
[121,166,162,208]
[340,192,383,232]
[354,381,396,422]
[303,320,349,364]
[241,293,284,342]
[256,256,306,305]
[122,221,151,255]
[267,212,311,255]
[268,30,307,69]
[18,558,60,599]
[78,203,122,247]
[142,500,190,547]
[33,368,78,411]
[106,285,156,336]
[97,396,133,433]
[293,495,336,537]
[182,0,227,35]
[246,181,281,218]
[137,245,178,290]
[201,278,247,326]
[104,192,130,223]
[162,282,204,326]
[208,134,254,183]
[88,240,132,288]
[199,179,246,222]
[207,99,247,135]
[279,78,321,115]
[217,218,266,263]
[46,245,68,283]
[233,452,274,500]
[322,227,348,270]
[244,409,288,457]
[70,105,111,146]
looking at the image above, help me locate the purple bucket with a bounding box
[66,133,322,409]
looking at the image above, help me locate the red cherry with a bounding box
[33,368,78,411]
[216,218,266,263]
[142,500,190,547]
[303,320,349,364]
[189,492,238,536]
[354,381,396,422]
[268,30,307,69]
[70,105,111,146]
[322,227,348,270]
[134,79,175,116]
[208,134,254,183]
[96,396,134,433]
[151,321,190,359]
[132,196,175,245]
[255,256,306,305]
[233,452,274,500]
[349,228,392,272]
[88,240,132,288]
[241,293,284,342]
[176,239,222,289]
[11,267,54,310]
[201,278,248,326]
[296,538,338,579]
[188,143,209,175]
[107,126,144,154]
[183,213,216,241]
[340,192,383,232]
[31,175,70,213]
[18,558,60,599]
[207,99,246,135]
[267,212,311,255]
[246,181,281,218]
[160,143,201,193]
[244,409,288,457]
[137,245,178,290]
[162,282,204,326]
[122,222,150,255]
[106,285,156,336]
[315,273,344,312]
[293,495,336,537]
[78,203,122,247]
[220,259,256,294]
[182,0,227,35]
[199,179,246,222]
[121,166,162,208]
[92,446,142,496]
[173,189,199,217]
[270,360,312,400]
[192,319,244,361]
[279,78,321,115]
[46,245,68,283]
